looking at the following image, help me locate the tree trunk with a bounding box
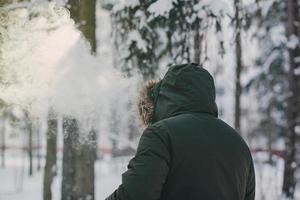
[0,0,12,171]
[27,120,33,176]
[74,129,96,200]
[61,1,97,199]
[43,118,58,200]
[36,120,41,171]
[61,118,77,200]
[68,0,97,53]
[282,0,300,198]
[193,17,202,64]
[266,104,273,164]
[234,0,243,133]
[62,118,96,200]
[1,118,5,168]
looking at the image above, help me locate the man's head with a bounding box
[137,63,218,126]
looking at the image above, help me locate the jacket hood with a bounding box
[137,80,159,126]
[152,63,218,123]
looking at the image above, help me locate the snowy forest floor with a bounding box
[0,153,299,200]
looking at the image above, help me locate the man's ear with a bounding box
[136,80,159,127]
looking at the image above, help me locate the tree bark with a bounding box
[74,129,96,200]
[0,0,12,171]
[234,0,243,133]
[266,103,273,164]
[282,0,300,198]
[61,118,96,200]
[0,117,5,168]
[27,120,33,176]
[61,1,97,199]
[36,120,41,171]
[68,0,97,53]
[61,118,77,200]
[193,17,202,64]
[43,118,58,200]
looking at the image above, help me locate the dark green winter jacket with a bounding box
[106,63,255,200]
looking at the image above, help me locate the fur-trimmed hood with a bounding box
[137,80,159,126]
[137,63,218,127]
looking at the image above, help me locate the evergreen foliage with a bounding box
[111,0,226,79]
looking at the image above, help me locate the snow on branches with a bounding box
[111,0,228,79]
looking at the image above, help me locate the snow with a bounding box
[1,153,299,200]
[112,0,139,13]
[0,1,33,11]
[147,0,176,17]
[254,153,284,200]
[0,156,125,200]
[287,35,299,49]
[0,3,141,139]
[194,0,229,16]
[1,1,300,199]
[259,0,276,17]
[294,68,300,75]
[295,126,300,135]
[294,56,300,63]
[127,30,147,52]
[269,25,286,47]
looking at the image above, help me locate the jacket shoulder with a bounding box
[157,113,252,157]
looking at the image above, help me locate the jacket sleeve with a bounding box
[245,158,255,200]
[105,123,171,200]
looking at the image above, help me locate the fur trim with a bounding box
[137,80,159,127]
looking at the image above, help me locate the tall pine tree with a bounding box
[283,0,300,197]
[111,0,225,79]
[245,0,300,197]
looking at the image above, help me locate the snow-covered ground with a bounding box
[0,155,126,200]
[0,153,299,200]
